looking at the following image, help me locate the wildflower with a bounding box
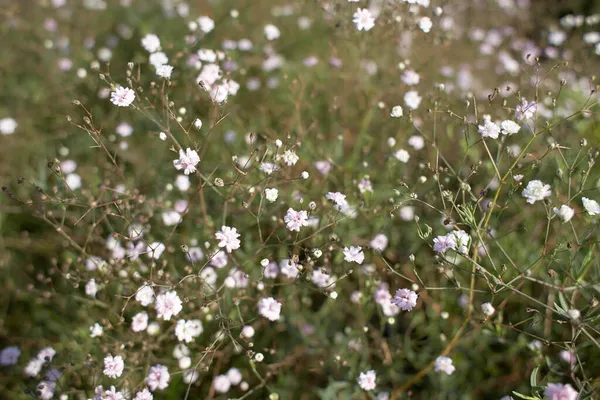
[419,17,433,33]
[193,118,202,129]
[358,176,373,193]
[103,355,125,378]
[553,205,575,222]
[110,86,136,107]
[481,302,495,316]
[85,279,98,297]
[404,90,422,110]
[173,148,200,175]
[215,226,241,253]
[544,383,578,400]
[394,149,410,163]
[265,188,278,202]
[311,269,331,288]
[326,192,348,207]
[197,16,215,33]
[175,319,204,343]
[357,370,377,391]
[37,381,57,400]
[258,297,282,321]
[452,230,471,255]
[522,180,552,204]
[260,162,278,175]
[353,8,375,31]
[264,24,281,40]
[0,346,20,366]
[401,70,420,85]
[145,364,170,391]
[280,259,299,278]
[66,173,82,190]
[25,358,44,377]
[156,64,173,78]
[90,323,104,338]
[133,388,154,400]
[214,375,231,393]
[0,117,17,135]
[315,160,332,175]
[285,208,309,231]
[344,246,365,264]
[155,291,183,320]
[370,234,389,251]
[391,288,418,311]
[515,99,537,120]
[149,52,168,68]
[433,234,457,253]
[478,120,500,139]
[281,149,299,165]
[434,356,455,375]
[116,122,133,137]
[136,285,155,306]
[227,368,243,385]
[500,120,521,135]
[559,350,576,366]
[146,242,166,259]
[390,105,403,117]
[131,312,148,332]
[141,34,160,52]
[103,386,125,400]
[582,197,600,215]
[242,325,255,338]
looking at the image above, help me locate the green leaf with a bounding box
[512,391,540,400]
[576,244,595,282]
[530,366,538,387]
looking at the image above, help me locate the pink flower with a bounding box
[258,297,282,321]
[284,208,309,232]
[110,86,135,107]
[155,291,183,320]
[357,370,376,391]
[103,355,124,378]
[343,246,364,264]
[544,383,578,400]
[145,364,170,391]
[215,226,241,253]
[515,98,537,120]
[391,288,418,311]
[173,148,200,175]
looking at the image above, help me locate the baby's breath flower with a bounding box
[110,86,135,107]
[522,180,552,204]
[582,197,600,215]
[353,8,375,31]
[357,370,377,391]
[434,356,455,375]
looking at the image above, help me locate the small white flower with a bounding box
[408,135,425,150]
[433,234,456,253]
[553,205,575,222]
[481,302,495,316]
[159,132,167,141]
[258,297,282,321]
[357,370,377,391]
[145,364,170,391]
[370,234,388,251]
[131,312,148,332]
[215,226,241,253]
[478,120,500,139]
[500,120,521,135]
[391,288,418,311]
[149,52,168,68]
[85,279,98,297]
[146,242,166,259]
[353,8,375,31]
[141,34,161,52]
[227,368,243,385]
[103,355,124,378]
[284,208,309,232]
[175,319,204,343]
[265,188,278,202]
[394,149,410,163]
[582,197,600,216]
[343,246,365,264]
[155,291,183,320]
[419,17,433,33]
[173,148,200,175]
[264,24,281,40]
[193,118,202,130]
[522,180,552,204]
[390,105,403,118]
[197,16,215,33]
[136,285,155,307]
[0,117,18,135]
[404,90,422,110]
[110,86,135,107]
[156,64,173,78]
[281,150,299,166]
[402,70,420,86]
[214,374,231,393]
[89,323,104,338]
[434,356,455,375]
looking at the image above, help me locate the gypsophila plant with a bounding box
[1,0,600,399]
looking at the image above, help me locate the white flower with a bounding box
[110,86,135,107]
[116,122,133,137]
[173,148,200,175]
[133,388,154,400]
[284,208,309,231]
[141,34,161,52]
[357,370,377,391]
[85,279,98,297]
[582,197,600,215]
[404,90,422,110]
[25,358,44,376]
[478,120,500,139]
[370,234,389,251]
[131,312,148,332]
[553,205,575,222]
[149,51,168,68]
[89,323,104,338]
[481,302,495,316]
[265,188,278,202]
[197,16,215,33]
[311,269,332,288]
[264,24,281,40]
[515,99,537,120]
[390,105,403,118]
[155,291,183,320]
[391,288,418,311]
[213,375,231,393]
[0,346,21,366]
[452,230,471,255]
[281,150,299,166]
[260,162,278,175]
[434,356,455,375]
[544,383,578,400]
[258,297,282,321]
[500,119,521,135]
[145,364,170,391]
[326,192,348,207]
[433,234,457,253]
[136,285,155,306]
[522,180,552,204]
[0,117,18,135]
[156,64,173,78]
[103,355,125,379]
[215,226,241,253]
[159,132,167,141]
[419,17,433,33]
[66,173,82,190]
[280,259,299,278]
[353,8,375,31]
[175,319,204,343]
[394,149,410,163]
[401,70,420,86]
[343,246,365,264]
[227,368,243,385]
[146,242,166,259]
[408,135,425,150]
[193,118,202,130]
